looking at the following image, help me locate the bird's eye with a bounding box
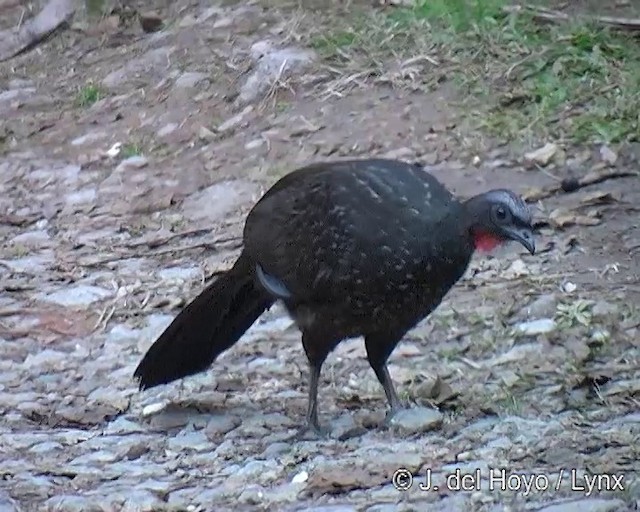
[495,206,507,220]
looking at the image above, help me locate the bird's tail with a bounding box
[133,252,274,390]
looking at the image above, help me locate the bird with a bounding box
[133,158,535,437]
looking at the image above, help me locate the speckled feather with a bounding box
[244,159,473,337]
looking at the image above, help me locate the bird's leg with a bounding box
[365,334,405,424]
[373,363,404,424]
[300,361,328,437]
[293,332,331,439]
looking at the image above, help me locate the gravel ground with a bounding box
[0,1,638,511]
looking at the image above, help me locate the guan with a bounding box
[134,158,535,436]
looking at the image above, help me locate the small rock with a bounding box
[175,71,208,89]
[70,450,118,466]
[204,415,241,439]
[0,88,36,103]
[382,147,414,160]
[291,471,308,484]
[66,188,97,206]
[142,402,168,417]
[148,410,193,430]
[389,407,443,433]
[104,417,145,435]
[488,343,540,366]
[106,142,122,158]
[330,414,367,440]
[157,123,178,137]
[71,132,107,146]
[45,495,99,512]
[520,293,557,318]
[115,155,148,172]
[22,348,68,368]
[10,230,50,247]
[515,318,556,336]
[37,285,113,307]
[103,47,172,88]
[503,258,529,278]
[262,442,290,458]
[198,126,216,141]
[537,499,626,512]
[599,145,617,165]
[29,441,63,453]
[245,138,265,150]
[157,266,201,282]
[181,180,261,223]
[239,44,316,103]
[591,300,619,319]
[524,142,559,167]
[167,430,213,453]
[237,484,266,505]
[217,106,254,133]
[87,387,129,411]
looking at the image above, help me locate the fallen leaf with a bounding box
[524,142,559,167]
[130,191,175,214]
[580,190,620,206]
[549,208,601,229]
[522,186,547,201]
[306,454,424,495]
[412,375,459,405]
[52,404,125,427]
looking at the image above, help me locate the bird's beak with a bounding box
[505,227,535,255]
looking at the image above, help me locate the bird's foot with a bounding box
[292,421,330,441]
[384,405,405,427]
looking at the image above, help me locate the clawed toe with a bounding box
[291,422,330,440]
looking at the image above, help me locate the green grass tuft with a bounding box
[306,0,640,144]
[76,84,103,107]
[121,143,142,158]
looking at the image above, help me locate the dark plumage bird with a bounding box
[134,158,535,436]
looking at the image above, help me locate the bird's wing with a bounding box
[243,159,458,302]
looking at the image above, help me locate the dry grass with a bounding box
[278,0,640,146]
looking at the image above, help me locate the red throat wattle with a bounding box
[473,230,504,253]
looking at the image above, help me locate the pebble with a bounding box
[515,318,557,336]
[388,407,443,433]
[181,180,261,222]
[166,431,213,453]
[204,415,241,439]
[37,285,113,307]
[175,71,209,89]
[330,414,367,440]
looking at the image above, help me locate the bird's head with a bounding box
[463,189,535,255]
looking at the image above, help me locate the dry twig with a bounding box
[523,170,638,202]
[503,4,640,32]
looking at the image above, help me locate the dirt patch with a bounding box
[0,1,638,511]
